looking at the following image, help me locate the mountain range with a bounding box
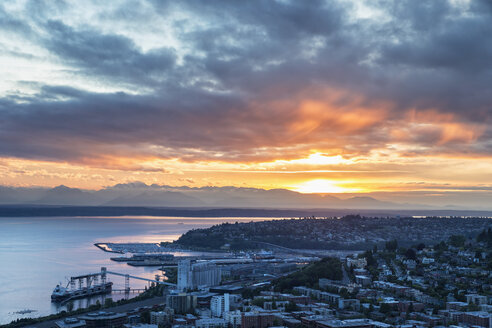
[0,182,433,210]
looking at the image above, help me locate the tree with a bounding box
[449,235,466,247]
[66,301,74,312]
[339,288,350,299]
[141,311,151,323]
[385,239,398,252]
[285,301,299,312]
[380,303,392,314]
[252,298,265,307]
[434,241,447,251]
[273,257,342,291]
[104,298,114,308]
[405,248,417,260]
[476,228,492,247]
[407,302,414,313]
[363,250,377,267]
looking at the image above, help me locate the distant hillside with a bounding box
[173,215,492,251]
[0,205,491,218]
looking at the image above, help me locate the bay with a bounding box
[0,216,275,324]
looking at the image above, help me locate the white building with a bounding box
[422,257,435,264]
[178,260,193,291]
[211,293,230,317]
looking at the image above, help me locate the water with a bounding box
[0,216,274,324]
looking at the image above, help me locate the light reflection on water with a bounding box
[0,216,279,324]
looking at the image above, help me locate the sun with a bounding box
[291,179,358,194]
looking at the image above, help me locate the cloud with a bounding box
[43,20,177,86]
[0,0,491,170]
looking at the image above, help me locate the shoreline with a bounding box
[1,205,492,218]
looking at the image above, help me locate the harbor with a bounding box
[51,267,176,304]
[0,215,257,324]
[0,216,318,324]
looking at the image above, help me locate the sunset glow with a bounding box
[292,179,360,194]
[0,1,491,209]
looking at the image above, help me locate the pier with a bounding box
[59,267,176,303]
[70,267,176,287]
[105,269,176,293]
[68,270,108,291]
[112,288,147,293]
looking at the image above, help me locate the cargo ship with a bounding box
[51,281,113,302]
[51,268,113,302]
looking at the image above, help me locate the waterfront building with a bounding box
[178,260,193,291]
[192,262,222,289]
[178,260,222,291]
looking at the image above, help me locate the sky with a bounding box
[1,0,492,207]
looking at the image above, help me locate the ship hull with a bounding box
[51,282,113,302]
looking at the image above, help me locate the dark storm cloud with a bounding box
[44,20,177,86]
[374,0,492,118]
[1,0,492,164]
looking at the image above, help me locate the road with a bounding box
[23,296,166,328]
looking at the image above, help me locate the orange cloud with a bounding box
[290,97,388,137]
[390,109,486,147]
[410,109,485,143]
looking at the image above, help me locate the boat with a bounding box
[127,260,177,267]
[51,281,113,302]
[110,253,174,263]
